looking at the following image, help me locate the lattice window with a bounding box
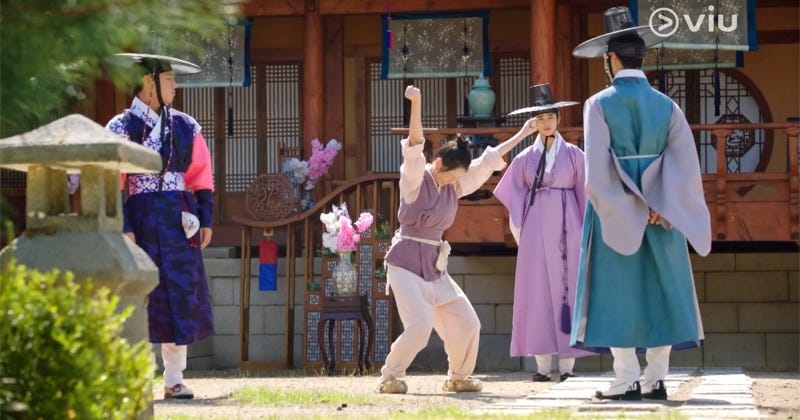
[652,69,769,174]
[306,311,320,362]
[265,63,301,174]
[370,57,547,170]
[370,62,405,173]
[222,66,259,192]
[498,57,535,158]
[182,86,216,161]
[0,169,25,189]
[370,63,459,172]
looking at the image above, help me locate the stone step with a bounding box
[475,368,763,418]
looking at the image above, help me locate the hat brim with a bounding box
[113,53,201,75]
[572,26,665,58]
[507,101,580,116]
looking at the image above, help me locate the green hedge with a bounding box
[0,262,152,419]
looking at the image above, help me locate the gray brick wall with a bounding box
[184,250,798,372]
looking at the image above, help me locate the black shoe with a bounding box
[532,372,551,382]
[595,381,642,401]
[642,380,668,400]
[560,372,575,382]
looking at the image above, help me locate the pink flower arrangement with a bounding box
[305,138,342,190]
[320,203,374,253]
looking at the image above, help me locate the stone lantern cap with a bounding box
[0,114,161,174]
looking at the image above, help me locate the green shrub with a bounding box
[0,262,152,419]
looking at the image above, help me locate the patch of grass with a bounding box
[230,386,386,406]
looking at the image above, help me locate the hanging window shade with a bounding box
[631,0,756,70]
[169,20,252,88]
[381,12,490,79]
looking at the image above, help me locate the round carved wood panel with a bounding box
[245,174,293,221]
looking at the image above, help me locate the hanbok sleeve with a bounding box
[572,146,587,218]
[456,146,506,198]
[493,149,531,244]
[185,133,214,227]
[399,138,427,203]
[641,102,711,256]
[185,133,214,192]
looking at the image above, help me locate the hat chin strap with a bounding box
[153,72,166,109]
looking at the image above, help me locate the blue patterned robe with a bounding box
[107,98,214,345]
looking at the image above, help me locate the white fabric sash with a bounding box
[392,232,451,273]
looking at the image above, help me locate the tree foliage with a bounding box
[0,0,242,137]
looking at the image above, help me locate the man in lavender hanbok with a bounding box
[571,7,711,401]
[494,83,594,382]
[377,86,538,394]
[107,54,215,400]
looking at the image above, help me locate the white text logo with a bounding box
[649,5,739,38]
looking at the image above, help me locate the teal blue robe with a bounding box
[571,70,710,351]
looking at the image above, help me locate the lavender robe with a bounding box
[494,134,594,358]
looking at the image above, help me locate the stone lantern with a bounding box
[0,114,161,345]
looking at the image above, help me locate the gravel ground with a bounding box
[152,369,800,419]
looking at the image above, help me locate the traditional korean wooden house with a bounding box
[1,0,797,371]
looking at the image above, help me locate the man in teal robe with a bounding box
[570,7,711,401]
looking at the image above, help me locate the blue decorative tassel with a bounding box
[561,302,571,334]
[227,106,234,136]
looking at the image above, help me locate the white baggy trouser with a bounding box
[380,265,480,382]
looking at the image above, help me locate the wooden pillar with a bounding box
[324,16,345,184]
[556,3,575,126]
[213,87,227,224]
[530,0,556,86]
[303,4,324,163]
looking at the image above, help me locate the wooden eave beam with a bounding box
[317,0,528,15]
[242,0,795,17]
[243,0,305,16]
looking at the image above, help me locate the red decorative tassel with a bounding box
[259,240,278,291]
[386,29,393,50]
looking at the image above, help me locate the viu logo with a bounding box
[649,5,739,37]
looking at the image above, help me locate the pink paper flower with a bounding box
[305,138,341,190]
[354,212,374,233]
[320,203,373,253]
[337,217,358,251]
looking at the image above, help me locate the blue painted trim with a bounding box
[629,0,639,25]
[747,0,758,51]
[381,14,390,79]
[482,11,492,76]
[243,19,252,87]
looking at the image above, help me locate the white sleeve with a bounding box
[456,146,507,198]
[398,138,427,203]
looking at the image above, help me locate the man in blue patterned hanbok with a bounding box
[570,8,711,401]
[107,54,215,400]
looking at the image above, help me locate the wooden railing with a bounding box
[392,122,800,243]
[231,173,400,370]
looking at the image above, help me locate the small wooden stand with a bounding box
[317,295,374,375]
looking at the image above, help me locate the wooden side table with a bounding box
[317,295,374,375]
